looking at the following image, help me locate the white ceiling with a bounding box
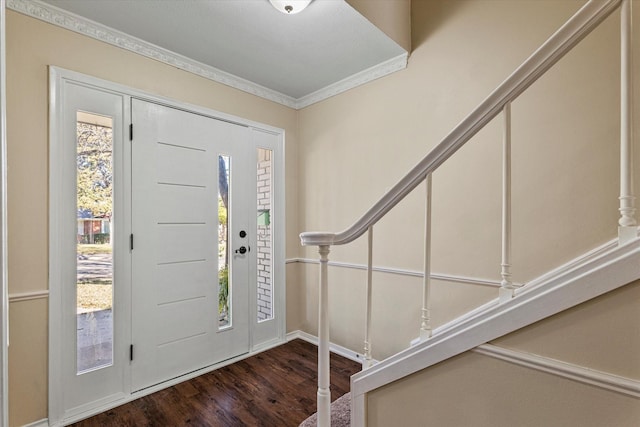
[31,0,407,107]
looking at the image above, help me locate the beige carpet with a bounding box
[299,392,351,427]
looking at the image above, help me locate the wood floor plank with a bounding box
[70,339,361,426]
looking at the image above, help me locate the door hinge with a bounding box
[129,123,133,141]
[130,344,134,361]
[130,233,134,251]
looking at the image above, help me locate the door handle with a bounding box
[235,246,249,254]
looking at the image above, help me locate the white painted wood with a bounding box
[363,227,374,369]
[49,73,130,424]
[48,67,286,424]
[296,53,408,109]
[499,103,514,302]
[351,391,366,427]
[288,258,503,288]
[317,245,331,427]
[619,0,637,244]
[7,290,49,303]
[297,4,630,426]
[130,100,250,392]
[249,128,286,349]
[473,344,640,398]
[350,238,640,426]
[300,0,623,249]
[0,0,7,425]
[286,330,371,365]
[420,175,433,340]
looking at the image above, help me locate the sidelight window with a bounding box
[76,111,114,374]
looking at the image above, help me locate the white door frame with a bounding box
[0,1,8,426]
[49,67,286,425]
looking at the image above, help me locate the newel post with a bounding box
[317,245,331,427]
[619,0,637,244]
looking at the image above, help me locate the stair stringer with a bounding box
[350,238,640,426]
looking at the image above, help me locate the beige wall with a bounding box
[297,0,640,359]
[7,0,640,424]
[6,9,300,426]
[368,280,640,426]
[346,0,411,52]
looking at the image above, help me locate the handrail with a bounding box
[301,2,631,426]
[300,0,622,248]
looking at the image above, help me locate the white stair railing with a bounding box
[420,175,433,341]
[499,102,514,302]
[619,0,637,244]
[299,1,634,426]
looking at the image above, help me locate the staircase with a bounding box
[299,1,638,426]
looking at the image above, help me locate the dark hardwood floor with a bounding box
[70,339,361,427]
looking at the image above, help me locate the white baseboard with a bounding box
[287,330,374,365]
[23,419,48,427]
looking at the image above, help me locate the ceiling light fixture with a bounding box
[269,0,312,14]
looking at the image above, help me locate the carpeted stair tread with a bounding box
[299,392,351,427]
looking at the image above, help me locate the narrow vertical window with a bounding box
[76,112,114,373]
[218,155,231,328]
[257,148,273,321]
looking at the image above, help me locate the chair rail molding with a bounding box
[474,344,640,399]
[8,289,49,303]
[287,258,503,288]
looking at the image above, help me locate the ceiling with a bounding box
[26,0,408,108]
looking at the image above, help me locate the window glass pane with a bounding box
[218,154,231,328]
[76,112,114,374]
[257,148,273,322]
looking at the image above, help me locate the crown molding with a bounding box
[8,0,298,107]
[295,53,408,109]
[7,0,408,110]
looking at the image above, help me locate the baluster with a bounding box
[317,245,331,427]
[363,227,374,368]
[420,175,433,340]
[619,0,637,244]
[499,103,515,302]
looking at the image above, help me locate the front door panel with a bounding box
[131,100,250,391]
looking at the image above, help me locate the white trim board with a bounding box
[474,344,640,399]
[290,330,640,399]
[288,258,502,288]
[287,330,373,366]
[47,66,287,426]
[289,232,636,290]
[8,289,49,303]
[7,0,407,110]
[0,0,7,425]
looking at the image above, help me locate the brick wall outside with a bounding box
[257,149,272,321]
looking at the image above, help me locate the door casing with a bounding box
[49,67,286,425]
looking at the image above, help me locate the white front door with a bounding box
[131,99,251,391]
[51,69,285,424]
